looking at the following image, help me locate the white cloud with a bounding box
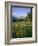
[12,12,28,19]
[18,12,27,18]
[12,12,16,16]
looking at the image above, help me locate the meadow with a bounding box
[11,8,32,38]
[12,21,32,38]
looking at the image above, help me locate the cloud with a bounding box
[20,12,27,16]
[12,12,16,16]
[12,12,27,19]
[16,12,27,19]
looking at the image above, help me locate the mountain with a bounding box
[11,16,18,22]
[11,15,27,22]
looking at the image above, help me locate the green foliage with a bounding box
[12,10,32,38]
[12,22,32,38]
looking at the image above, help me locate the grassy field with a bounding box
[12,21,32,38]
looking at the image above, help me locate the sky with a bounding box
[11,6,31,19]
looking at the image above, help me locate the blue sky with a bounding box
[11,7,31,19]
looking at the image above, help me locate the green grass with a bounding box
[12,21,32,38]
